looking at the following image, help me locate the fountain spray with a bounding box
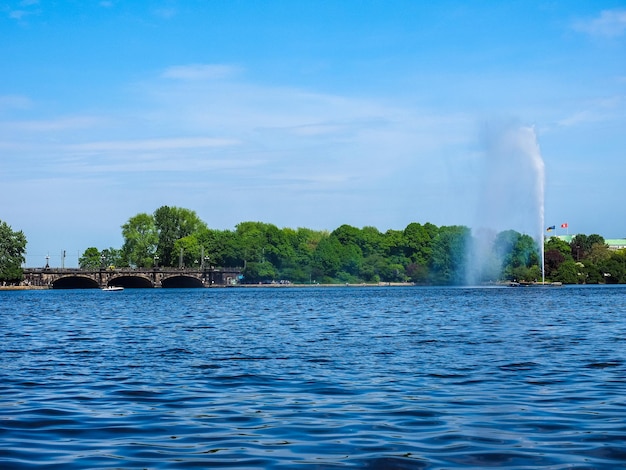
[467,121,545,284]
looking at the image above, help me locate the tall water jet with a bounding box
[466,121,545,284]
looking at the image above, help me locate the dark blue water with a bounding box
[2,286,626,469]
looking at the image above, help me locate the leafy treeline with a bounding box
[77,205,584,285]
[0,219,27,284]
[545,234,626,284]
[2,211,623,285]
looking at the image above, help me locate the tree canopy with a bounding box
[79,247,123,269]
[72,206,625,285]
[0,220,27,284]
[121,212,157,268]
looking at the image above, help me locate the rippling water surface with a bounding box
[2,286,626,469]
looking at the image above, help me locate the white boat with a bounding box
[102,286,124,291]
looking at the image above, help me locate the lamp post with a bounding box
[154,255,159,269]
[204,256,211,285]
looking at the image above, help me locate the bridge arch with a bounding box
[161,275,203,288]
[52,276,99,289]
[108,275,154,288]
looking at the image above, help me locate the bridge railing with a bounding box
[23,266,244,274]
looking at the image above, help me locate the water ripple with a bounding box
[2,286,626,468]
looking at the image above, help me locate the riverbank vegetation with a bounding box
[75,206,626,285]
[3,212,623,286]
[0,219,27,284]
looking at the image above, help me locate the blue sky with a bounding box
[1,1,625,267]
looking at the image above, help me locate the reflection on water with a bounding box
[2,286,626,469]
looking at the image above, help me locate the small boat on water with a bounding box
[102,286,124,292]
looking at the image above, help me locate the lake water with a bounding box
[2,286,626,469]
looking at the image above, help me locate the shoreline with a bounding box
[0,285,50,290]
[0,282,416,291]
[237,282,416,288]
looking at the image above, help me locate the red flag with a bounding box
[561,223,568,228]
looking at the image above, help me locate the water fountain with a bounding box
[467,121,545,285]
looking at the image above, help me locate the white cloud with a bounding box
[162,64,242,81]
[0,115,102,132]
[1,63,478,240]
[8,9,28,19]
[67,136,240,152]
[152,7,177,19]
[5,0,39,21]
[556,95,624,128]
[141,68,476,191]
[0,94,32,111]
[573,9,626,37]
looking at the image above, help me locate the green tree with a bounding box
[545,236,572,259]
[101,247,123,268]
[173,235,202,268]
[0,220,27,284]
[544,236,572,279]
[570,234,605,261]
[359,226,384,258]
[154,206,207,266]
[312,236,343,282]
[599,250,626,284]
[583,263,604,284]
[234,221,270,266]
[402,222,436,282]
[194,228,236,267]
[279,227,326,283]
[406,262,429,283]
[80,247,123,269]
[242,261,277,283]
[403,222,436,265]
[554,260,580,284]
[381,229,409,265]
[494,231,540,281]
[430,225,470,285]
[121,213,158,267]
[327,225,364,281]
[79,247,101,269]
[262,223,292,270]
[544,248,565,279]
[587,242,611,265]
[404,222,425,261]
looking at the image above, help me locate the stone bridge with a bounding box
[22,267,244,289]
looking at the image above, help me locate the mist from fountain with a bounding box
[466,121,545,285]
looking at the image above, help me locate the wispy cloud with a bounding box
[8,9,30,20]
[0,94,32,111]
[573,9,626,37]
[149,64,476,165]
[4,0,40,21]
[556,95,625,128]
[68,137,239,152]
[152,7,177,19]
[162,64,242,81]
[0,115,103,132]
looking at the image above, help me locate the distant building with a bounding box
[606,239,626,251]
[554,235,574,244]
